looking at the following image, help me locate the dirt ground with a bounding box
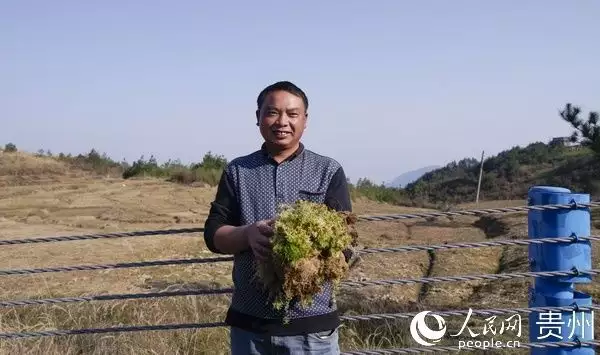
[1,171,599,354]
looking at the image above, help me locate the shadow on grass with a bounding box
[472,216,511,239]
[337,288,531,354]
[337,288,421,351]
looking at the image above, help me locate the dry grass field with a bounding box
[1,152,599,354]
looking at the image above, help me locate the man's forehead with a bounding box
[264,103,303,110]
[265,91,304,103]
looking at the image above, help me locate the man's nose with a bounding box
[275,113,290,125]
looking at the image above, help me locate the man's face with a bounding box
[256,90,307,150]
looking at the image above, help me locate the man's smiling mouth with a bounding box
[273,130,291,138]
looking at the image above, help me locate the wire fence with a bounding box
[3,234,600,277]
[1,199,597,247]
[0,198,598,353]
[2,268,597,310]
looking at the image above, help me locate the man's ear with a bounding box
[256,110,260,126]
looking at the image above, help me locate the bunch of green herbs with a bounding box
[255,200,355,318]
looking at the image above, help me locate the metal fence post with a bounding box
[528,186,594,354]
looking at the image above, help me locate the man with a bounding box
[204,81,356,354]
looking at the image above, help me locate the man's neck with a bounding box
[264,142,301,163]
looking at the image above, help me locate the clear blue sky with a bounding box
[2,1,599,184]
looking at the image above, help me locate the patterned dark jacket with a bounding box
[203,143,352,336]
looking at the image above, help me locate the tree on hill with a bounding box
[3,143,17,152]
[120,151,229,186]
[560,103,600,156]
[122,155,164,179]
[191,151,227,170]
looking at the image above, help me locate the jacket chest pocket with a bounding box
[297,189,326,204]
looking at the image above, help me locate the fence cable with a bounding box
[1,200,598,247]
[2,270,598,310]
[1,305,599,341]
[354,200,600,221]
[0,256,234,276]
[0,228,204,246]
[358,235,600,255]
[2,235,599,277]
[1,263,597,286]
[0,321,227,340]
[341,268,600,288]
[339,304,600,322]
[0,305,600,344]
[1,277,595,317]
[0,288,234,308]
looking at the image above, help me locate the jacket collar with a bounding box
[260,142,305,163]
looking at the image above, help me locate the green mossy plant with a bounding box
[255,200,357,319]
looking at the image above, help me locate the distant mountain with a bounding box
[386,165,441,188]
[403,141,598,204]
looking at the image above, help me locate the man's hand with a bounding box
[245,219,275,261]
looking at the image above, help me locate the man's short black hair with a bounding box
[256,81,309,111]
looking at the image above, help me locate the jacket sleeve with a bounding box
[324,166,352,212]
[324,166,358,264]
[203,169,241,254]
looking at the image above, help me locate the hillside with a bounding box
[4,140,600,210]
[0,149,125,187]
[6,155,597,354]
[0,147,225,188]
[385,165,441,188]
[404,141,600,204]
[2,144,600,354]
